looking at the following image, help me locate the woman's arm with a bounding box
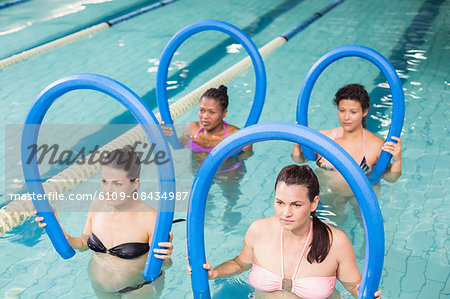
[179,122,195,146]
[238,146,254,159]
[188,222,256,279]
[335,230,361,297]
[69,211,92,251]
[226,125,253,155]
[291,143,307,163]
[381,136,402,183]
[203,241,253,279]
[65,202,96,251]
[241,144,253,153]
[291,122,307,163]
[159,121,194,146]
[292,127,330,163]
[335,230,381,298]
[34,204,92,251]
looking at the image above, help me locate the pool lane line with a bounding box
[281,0,343,40]
[0,0,31,10]
[113,0,342,125]
[0,0,343,235]
[0,23,109,69]
[138,0,306,106]
[107,0,177,25]
[0,0,178,70]
[132,0,345,130]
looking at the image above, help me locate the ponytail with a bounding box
[307,211,332,263]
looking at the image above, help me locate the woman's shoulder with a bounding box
[365,130,385,147]
[328,225,352,249]
[319,127,339,139]
[134,202,157,232]
[188,121,201,131]
[245,217,277,246]
[225,122,240,134]
[247,217,276,236]
[135,201,157,213]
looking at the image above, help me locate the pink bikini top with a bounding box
[249,223,336,299]
[316,127,371,173]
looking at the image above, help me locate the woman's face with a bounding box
[101,166,139,203]
[274,182,318,231]
[337,99,368,132]
[198,97,227,131]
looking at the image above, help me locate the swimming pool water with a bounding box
[0,0,153,59]
[0,0,449,298]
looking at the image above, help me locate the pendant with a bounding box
[282,277,292,292]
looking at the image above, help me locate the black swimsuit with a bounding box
[87,233,149,259]
[87,220,185,293]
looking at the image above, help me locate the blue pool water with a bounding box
[1,0,449,298]
[0,0,152,59]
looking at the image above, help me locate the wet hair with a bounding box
[103,145,141,181]
[275,164,332,264]
[201,85,229,111]
[333,83,370,128]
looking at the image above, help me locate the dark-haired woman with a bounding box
[292,84,402,187]
[35,146,173,298]
[162,85,252,228]
[161,85,253,158]
[187,165,382,299]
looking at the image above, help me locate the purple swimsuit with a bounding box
[186,121,242,173]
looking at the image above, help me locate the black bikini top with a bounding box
[87,233,149,259]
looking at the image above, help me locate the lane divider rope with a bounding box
[0,0,178,69]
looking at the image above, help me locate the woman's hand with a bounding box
[34,210,47,228]
[159,121,173,137]
[356,284,382,299]
[186,256,218,279]
[374,289,382,299]
[153,232,173,259]
[33,204,59,228]
[382,136,402,162]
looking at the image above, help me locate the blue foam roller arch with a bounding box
[296,45,405,183]
[156,19,267,149]
[187,122,384,299]
[21,73,175,281]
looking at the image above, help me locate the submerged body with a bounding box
[35,146,173,298]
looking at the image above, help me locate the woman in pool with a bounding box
[162,85,252,228]
[161,85,253,160]
[35,145,173,298]
[292,84,401,199]
[188,165,382,299]
[292,83,402,182]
